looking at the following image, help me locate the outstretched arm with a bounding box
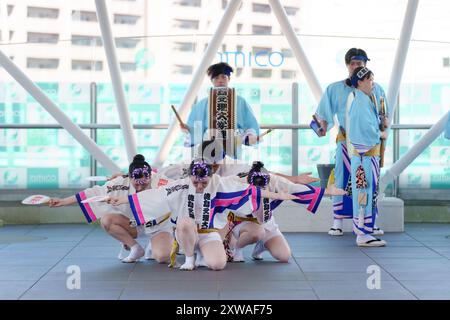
[274,172,320,185]
[261,189,298,200]
[48,196,77,207]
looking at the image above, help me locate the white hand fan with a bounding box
[22,195,50,205]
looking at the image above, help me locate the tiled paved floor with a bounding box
[0,223,450,300]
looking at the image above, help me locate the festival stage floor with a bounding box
[0,223,450,300]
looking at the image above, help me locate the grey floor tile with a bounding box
[373,257,450,271]
[400,280,450,300]
[64,246,125,259]
[0,223,449,300]
[292,248,368,259]
[0,256,62,266]
[309,280,417,300]
[129,262,221,281]
[219,290,318,300]
[304,271,396,282]
[219,280,312,291]
[20,280,126,300]
[217,261,306,281]
[0,265,50,281]
[360,246,443,259]
[295,257,377,273]
[428,247,450,259]
[0,281,35,299]
[121,280,219,300]
[120,291,219,300]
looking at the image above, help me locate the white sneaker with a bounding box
[251,240,266,261]
[144,241,153,260]
[328,228,344,236]
[118,244,130,260]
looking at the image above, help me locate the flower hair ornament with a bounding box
[191,162,210,181]
[249,172,270,187]
[131,166,151,185]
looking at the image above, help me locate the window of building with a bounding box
[114,14,140,25]
[72,60,103,71]
[443,57,450,68]
[222,0,228,9]
[236,45,243,52]
[174,0,201,7]
[174,65,193,75]
[27,32,59,44]
[27,7,59,19]
[252,3,271,13]
[115,38,140,48]
[252,68,272,78]
[71,35,102,46]
[27,58,59,69]
[173,42,196,52]
[252,46,272,54]
[72,10,98,22]
[284,6,299,16]
[173,19,199,29]
[252,25,272,35]
[281,48,293,58]
[120,62,137,72]
[9,31,14,41]
[7,5,14,15]
[236,68,243,77]
[237,23,243,33]
[281,70,296,79]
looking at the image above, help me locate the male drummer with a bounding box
[181,62,260,153]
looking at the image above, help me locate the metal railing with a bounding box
[0,82,446,200]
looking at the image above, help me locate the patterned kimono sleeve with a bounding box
[213,177,261,217]
[127,188,171,226]
[271,175,324,214]
[75,183,111,223]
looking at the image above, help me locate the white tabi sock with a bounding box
[356,234,377,244]
[233,247,245,262]
[180,255,195,271]
[332,218,343,230]
[122,243,145,263]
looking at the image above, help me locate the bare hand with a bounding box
[106,196,126,206]
[318,121,327,137]
[48,198,65,207]
[380,131,388,140]
[292,172,320,185]
[246,134,259,145]
[180,123,190,134]
[324,185,347,196]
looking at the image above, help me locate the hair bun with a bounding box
[252,161,264,171]
[133,154,145,163]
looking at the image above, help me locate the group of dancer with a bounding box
[47,50,450,271]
